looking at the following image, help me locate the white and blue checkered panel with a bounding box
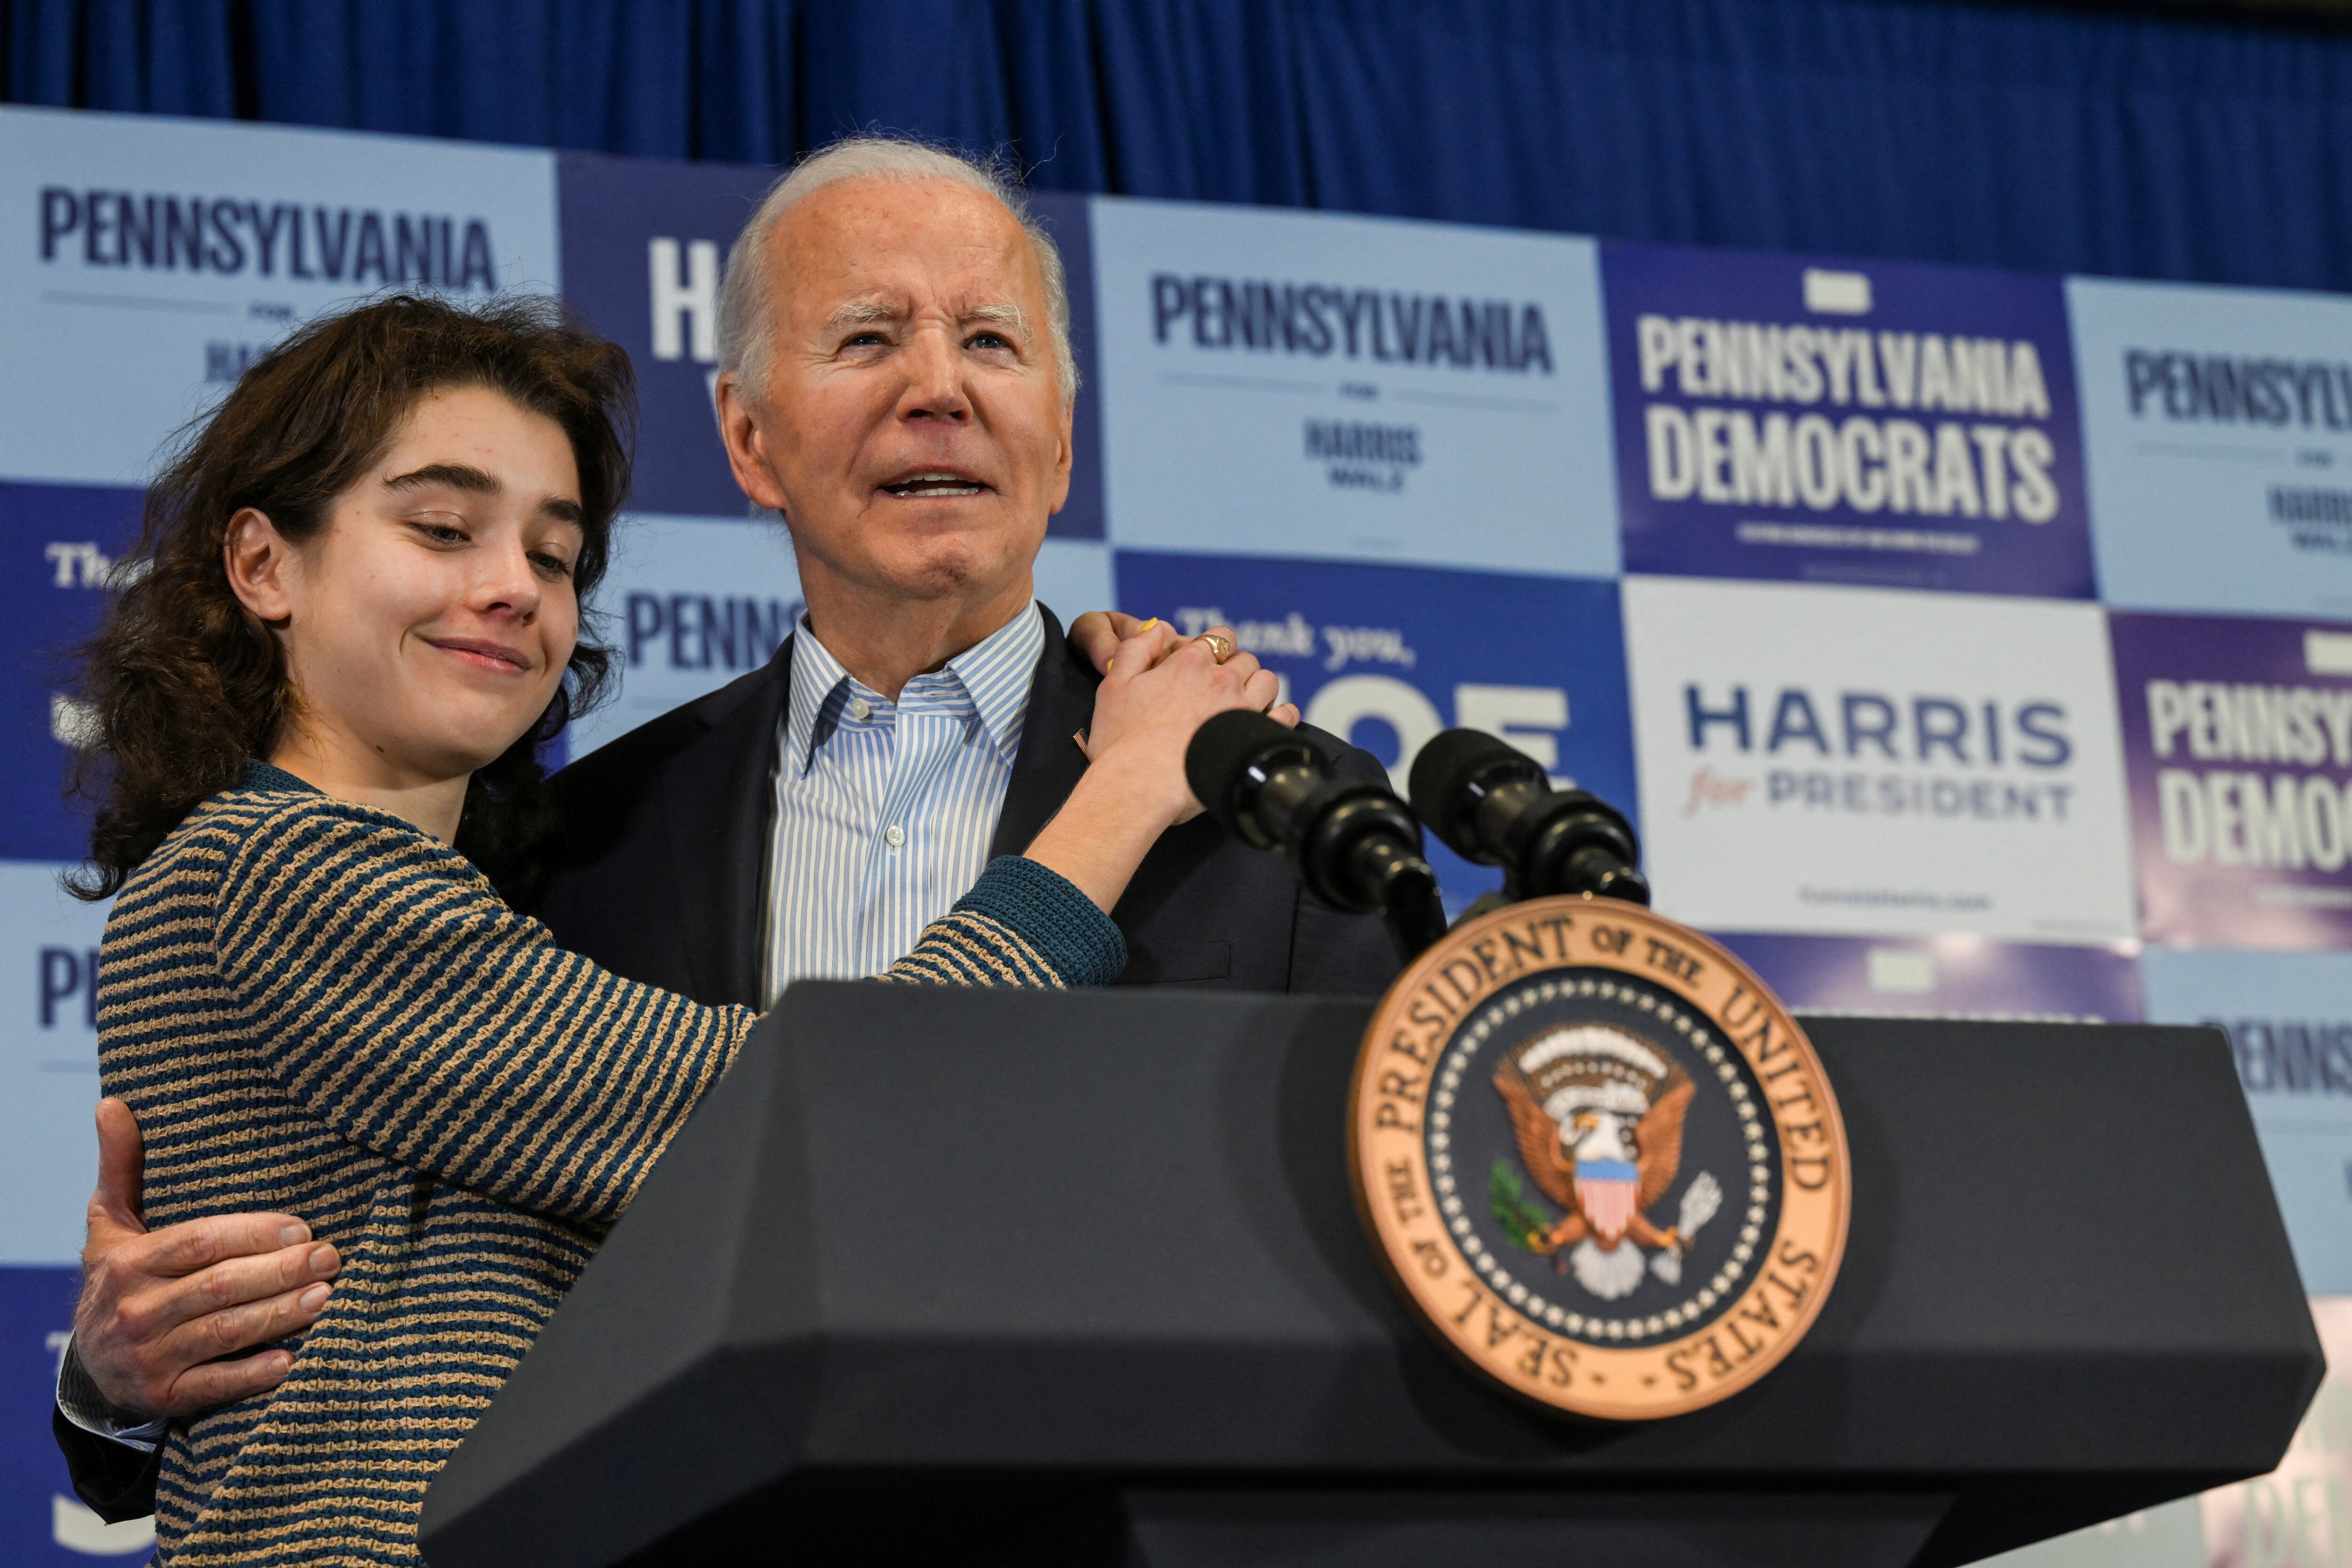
[4,106,2350,1565]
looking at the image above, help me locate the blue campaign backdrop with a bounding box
[554,152,780,520]
[0,1267,148,1567]
[6,71,2352,1560]
[0,484,144,863]
[1114,552,1636,916]
[11,0,2352,293]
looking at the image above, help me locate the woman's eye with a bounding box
[413,521,468,544]
[531,553,575,578]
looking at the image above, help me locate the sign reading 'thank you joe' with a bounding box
[2112,610,2352,948]
[1603,242,2092,598]
[1112,551,1635,915]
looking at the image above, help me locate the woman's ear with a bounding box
[223,508,296,623]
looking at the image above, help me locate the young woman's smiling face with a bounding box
[227,385,586,786]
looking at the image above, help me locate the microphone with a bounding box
[1407,728,1650,906]
[1185,710,1449,962]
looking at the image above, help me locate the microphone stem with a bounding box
[1350,835,1449,964]
[1383,898,1447,966]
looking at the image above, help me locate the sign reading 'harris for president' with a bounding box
[1604,242,2091,598]
[1623,578,2135,944]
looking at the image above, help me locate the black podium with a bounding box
[418,986,2322,1568]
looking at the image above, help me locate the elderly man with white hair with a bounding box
[53,135,1402,1521]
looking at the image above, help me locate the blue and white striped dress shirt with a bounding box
[763,602,1047,1001]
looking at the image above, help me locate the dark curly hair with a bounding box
[68,293,635,901]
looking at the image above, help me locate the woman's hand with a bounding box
[1082,618,1297,824]
[1022,618,1299,914]
[1068,610,1141,675]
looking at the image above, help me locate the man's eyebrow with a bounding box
[819,300,1031,335]
[386,462,581,524]
[823,301,904,333]
[966,301,1030,335]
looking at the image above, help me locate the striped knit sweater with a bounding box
[96,763,1125,1566]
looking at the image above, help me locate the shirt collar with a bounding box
[949,601,1044,761]
[783,601,1043,776]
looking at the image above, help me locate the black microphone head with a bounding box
[1184,709,1316,838]
[1407,727,1545,861]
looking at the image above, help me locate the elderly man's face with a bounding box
[722,176,1073,609]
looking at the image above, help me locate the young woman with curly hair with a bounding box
[71,292,1283,1565]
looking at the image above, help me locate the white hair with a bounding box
[715,135,1079,407]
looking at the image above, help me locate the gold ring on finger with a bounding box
[1196,632,1235,664]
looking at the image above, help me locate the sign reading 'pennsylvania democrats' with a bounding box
[1114,552,1635,914]
[2111,610,2352,948]
[1623,578,2134,942]
[2069,277,2352,620]
[1605,243,2091,598]
[1090,198,1619,577]
[0,106,558,488]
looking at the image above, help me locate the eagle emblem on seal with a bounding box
[1494,1024,1724,1302]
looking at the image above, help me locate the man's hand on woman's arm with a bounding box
[66,1098,340,1424]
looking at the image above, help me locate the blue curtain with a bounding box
[9,0,2352,291]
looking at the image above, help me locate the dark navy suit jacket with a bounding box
[534,604,1401,1002]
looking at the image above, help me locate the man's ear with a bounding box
[715,373,793,514]
[223,508,296,624]
[1045,389,1075,516]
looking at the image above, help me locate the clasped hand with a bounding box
[1069,611,1298,823]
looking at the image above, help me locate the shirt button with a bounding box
[848,697,872,721]
[883,825,906,848]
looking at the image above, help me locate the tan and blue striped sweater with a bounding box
[96,763,1124,1565]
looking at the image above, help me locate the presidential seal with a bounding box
[1347,898,1849,1420]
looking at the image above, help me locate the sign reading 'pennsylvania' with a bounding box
[2140,947,2352,1295]
[2069,277,2352,620]
[1351,898,1847,1418]
[1090,197,1620,578]
[1605,242,2091,598]
[0,105,557,488]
